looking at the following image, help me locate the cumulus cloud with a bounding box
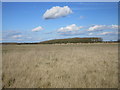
[12,35,22,39]
[98,32,113,35]
[32,26,44,32]
[43,6,73,19]
[87,25,119,31]
[87,25,107,31]
[111,25,119,29]
[57,24,84,36]
[88,33,93,35]
[3,30,22,40]
[58,24,83,32]
[2,31,23,41]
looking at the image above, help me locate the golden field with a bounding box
[2,43,118,88]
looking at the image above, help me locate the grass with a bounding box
[2,43,118,88]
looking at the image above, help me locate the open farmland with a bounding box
[2,43,118,88]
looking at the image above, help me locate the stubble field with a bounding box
[2,43,118,88]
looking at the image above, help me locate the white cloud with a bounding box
[98,32,113,35]
[58,24,83,32]
[87,25,119,31]
[88,33,93,35]
[32,26,44,32]
[43,6,73,19]
[57,24,84,36]
[111,25,119,29]
[87,25,108,31]
[12,35,22,38]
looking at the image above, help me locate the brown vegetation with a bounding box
[2,43,118,88]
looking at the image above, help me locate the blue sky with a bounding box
[2,2,118,42]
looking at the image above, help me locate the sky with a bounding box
[2,2,118,42]
[1,0,120,2]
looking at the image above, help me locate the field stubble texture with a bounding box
[2,43,118,88]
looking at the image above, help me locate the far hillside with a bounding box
[39,37,103,44]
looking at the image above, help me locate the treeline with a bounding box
[39,37,103,44]
[2,37,119,45]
